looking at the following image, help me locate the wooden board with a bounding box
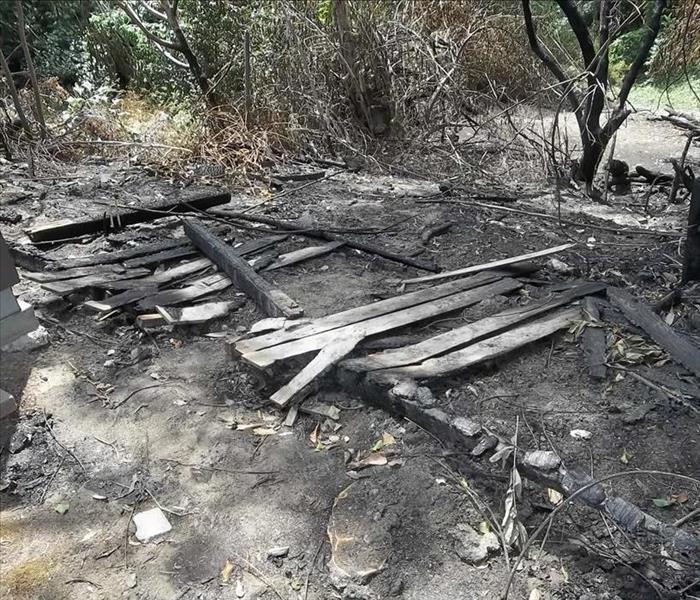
[607,287,700,378]
[402,243,576,284]
[379,307,580,379]
[26,191,231,243]
[344,282,605,372]
[84,286,160,312]
[242,278,522,369]
[235,271,506,356]
[41,268,151,296]
[270,334,363,407]
[263,241,345,271]
[184,219,303,319]
[136,273,232,311]
[22,264,128,282]
[123,245,198,269]
[581,296,607,380]
[102,257,212,290]
[54,238,193,270]
[156,300,241,325]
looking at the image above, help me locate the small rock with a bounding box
[126,572,137,589]
[453,417,481,437]
[547,258,573,274]
[54,501,69,515]
[523,450,561,470]
[267,546,289,559]
[133,507,172,542]
[452,523,499,564]
[570,429,592,440]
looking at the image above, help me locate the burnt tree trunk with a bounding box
[682,179,700,283]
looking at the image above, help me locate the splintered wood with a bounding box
[236,271,598,407]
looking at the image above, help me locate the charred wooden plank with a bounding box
[581,297,607,380]
[607,287,700,378]
[26,191,231,243]
[184,219,302,319]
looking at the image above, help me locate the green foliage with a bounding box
[609,28,648,82]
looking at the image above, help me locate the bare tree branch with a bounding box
[616,0,667,111]
[554,0,596,70]
[0,46,32,136]
[117,0,181,51]
[521,0,583,123]
[15,0,46,137]
[138,0,167,21]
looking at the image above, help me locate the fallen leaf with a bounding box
[570,429,592,440]
[478,521,491,535]
[620,448,633,464]
[547,488,563,505]
[220,559,234,584]
[382,432,396,446]
[673,491,689,504]
[55,501,69,515]
[652,497,673,508]
[252,427,277,436]
[309,423,320,446]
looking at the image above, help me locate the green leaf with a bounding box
[652,497,673,508]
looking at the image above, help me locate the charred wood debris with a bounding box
[4,171,700,585]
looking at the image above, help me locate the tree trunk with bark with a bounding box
[522,0,668,194]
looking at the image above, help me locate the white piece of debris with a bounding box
[267,546,289,558]
[133,507,172,542]
[523,450,561,470]
[570,429,593,440]
[547,258,573,274]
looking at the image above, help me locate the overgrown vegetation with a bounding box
[1,0,697,184]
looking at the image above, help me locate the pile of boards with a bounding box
[233,271,700,411]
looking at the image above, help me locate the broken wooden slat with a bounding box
[84,286,159,312]
[184,219,303,319]
[344,282,605,372]
[136,313,167,330]
[102,257,213,290]
[52,237,193,270]
[263,241,345,271]
[581,297,607,380]
[607,287,700,378]
[235,271,506,356]
[233,234,288,258]
[123,245,198,269]
[209,209,438,272]
[270,334,363,407]
[375,307,580,379]
[682,179,700,283]
[243,278,523,369]
[41,268,151,296]
[21,263,128,282]
[156,300,241,325]
[136,273,231,311]
[26,191,231,243]
[402,243,576,285]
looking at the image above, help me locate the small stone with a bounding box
[267,546,289,559]
[133,507,172,542]
[523,450,561,470]
[570,429,592,440]
[453,417,481,437]
[452,523,499,564]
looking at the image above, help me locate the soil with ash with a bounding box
[1,125,699,600]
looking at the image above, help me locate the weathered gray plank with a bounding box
[41,268,151,296]
[402,243,576,285]
[184,219,303,319]
[22,264,128,282]
[235,271,506,356]
[242,278,522,369]
[607,287,700,378]
[136,273,231,311]
[581,296,607,380]
[377,307,580,379]
[270,334,363,407]
[84,286,159,312]
[102,257,212,290]
[156,300,242,325]
[345,282,605,372]
[26,191,231,243]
